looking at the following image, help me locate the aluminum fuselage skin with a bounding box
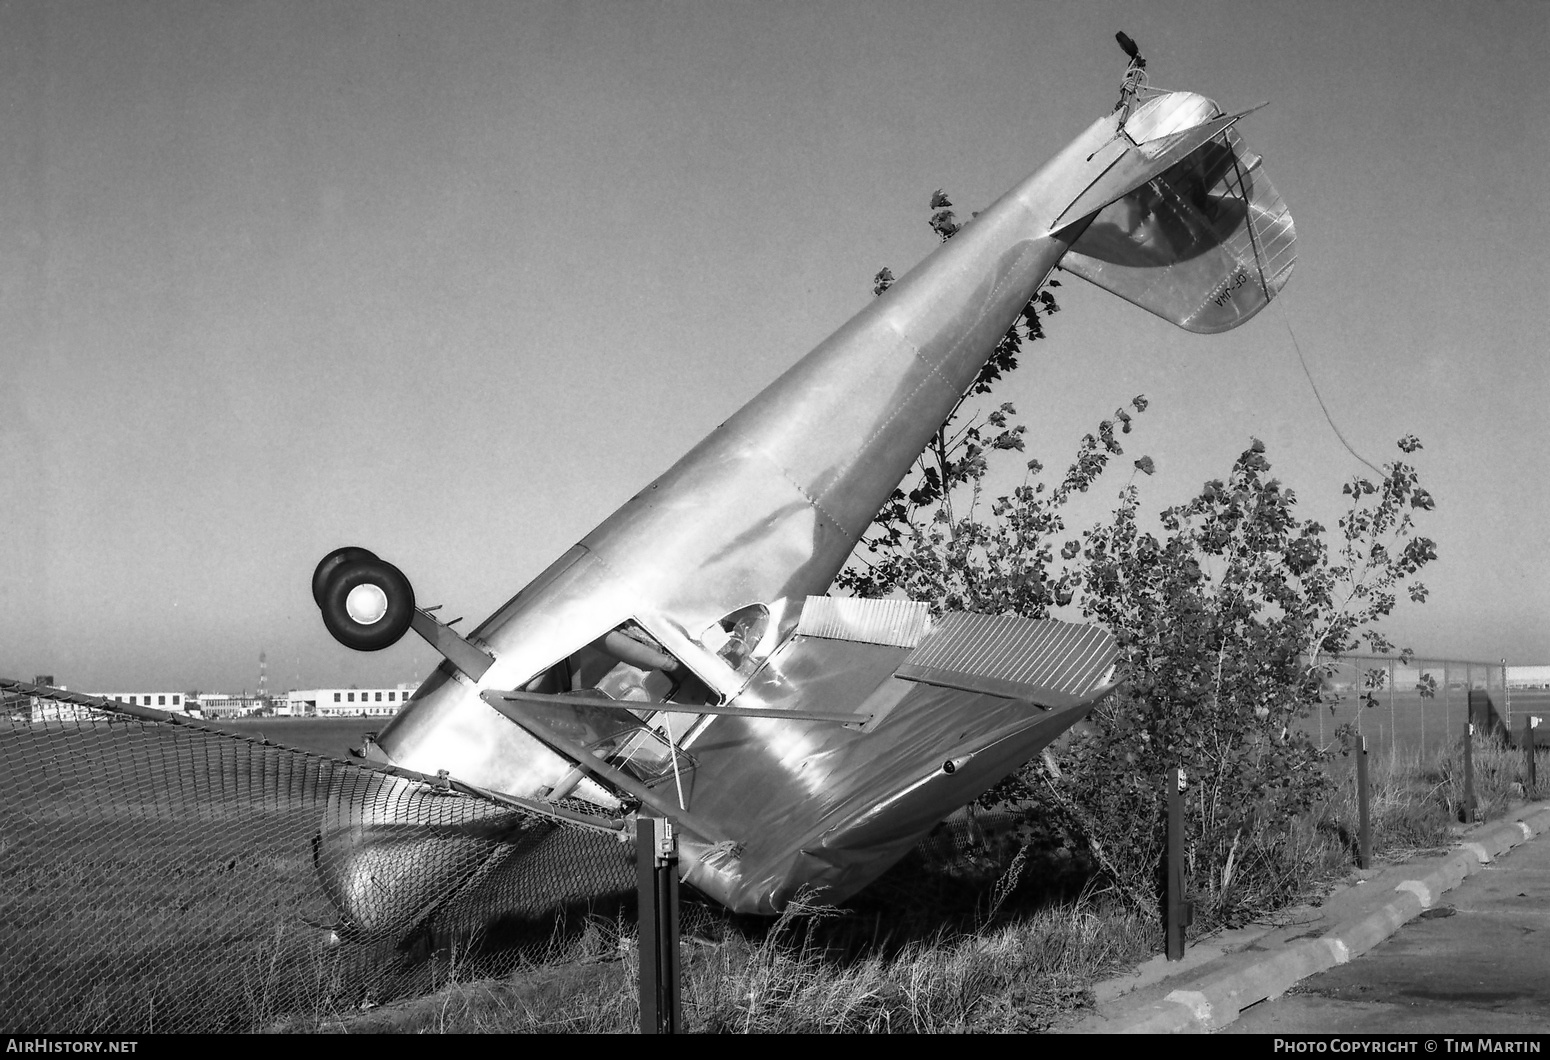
[374,110,1122,777]
[347,94,1231,914]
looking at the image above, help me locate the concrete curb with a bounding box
[1070,803,1550,1033]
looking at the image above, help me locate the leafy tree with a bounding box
[1023,437,1437,923]
[838,193,1439,926]
[838,191,1081,608]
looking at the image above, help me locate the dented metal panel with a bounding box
[794,595,932,648]
[896,613,1117,709]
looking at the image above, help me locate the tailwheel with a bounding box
[312,546,379,607]
[316,551,416,652]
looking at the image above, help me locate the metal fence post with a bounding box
[1395,657,1407,756]
[1463,722,1477,823]
[637,816,681,1034]
[1503,659,1511,732]
[1525,714,1538,799]
[1438,663,1450,753]
[1165,767,1191,961]
[1356,735,1372,869]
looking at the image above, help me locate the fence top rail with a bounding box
[1302,654,1505,670]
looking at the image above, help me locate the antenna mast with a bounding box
[1113,31,1148,124]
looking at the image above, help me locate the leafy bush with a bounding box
[1016,438,1434,927]
[841,189,1438,931]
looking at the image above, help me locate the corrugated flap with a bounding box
[795,596,932,649]
[895,613,1117,709]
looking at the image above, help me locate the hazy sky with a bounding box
[2,1,1545,692]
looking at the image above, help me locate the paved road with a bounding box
[1223,834,1550,1034]
[1062,807,1550,1034]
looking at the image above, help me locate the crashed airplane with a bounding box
[310,38,1296,932]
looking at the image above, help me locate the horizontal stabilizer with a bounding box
[894,613,1117,710]
[1060,123,1296,333]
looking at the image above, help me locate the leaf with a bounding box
[1134,456,1156,476]
[930,210,960,240]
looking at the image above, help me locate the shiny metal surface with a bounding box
[1061,95,1297,333]
[662,613,1119,911]
[372,111,1116,789]
[897,613,1120,708]
[326,83,1296,919]
[793,595,932,649]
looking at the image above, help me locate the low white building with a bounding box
[25,696,111,722]
[93,691,192,712]
[1508,665,1550,689]
[286,686,416,718]
[196,693,269,717]
[20,689,189,722]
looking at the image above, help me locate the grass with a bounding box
[1320,736,1549,861]
[322,887,1156,1034]
[302,806,1160,1033]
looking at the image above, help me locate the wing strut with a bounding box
[479,689,736,847]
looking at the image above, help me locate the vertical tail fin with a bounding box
[1061,107,1296,333]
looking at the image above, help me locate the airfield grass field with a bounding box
[199,716,381,761]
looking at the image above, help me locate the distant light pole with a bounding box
[1503,658,1510,728]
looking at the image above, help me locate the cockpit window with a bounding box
[697,603,772,677]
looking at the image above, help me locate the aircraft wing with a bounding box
[781,596,1118,719]
[468,597,1118,913]
[892,610,1118,710]
[665,599,1119,911]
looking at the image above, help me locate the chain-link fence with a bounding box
[1297,655,1509,757]
[0,679,637,1033]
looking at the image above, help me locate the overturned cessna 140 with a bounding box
[310,39,1295,933]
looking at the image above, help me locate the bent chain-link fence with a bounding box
[0,680,637,1033]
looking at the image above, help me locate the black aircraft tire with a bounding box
[312,546,379,607]
[319,558,416,652]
